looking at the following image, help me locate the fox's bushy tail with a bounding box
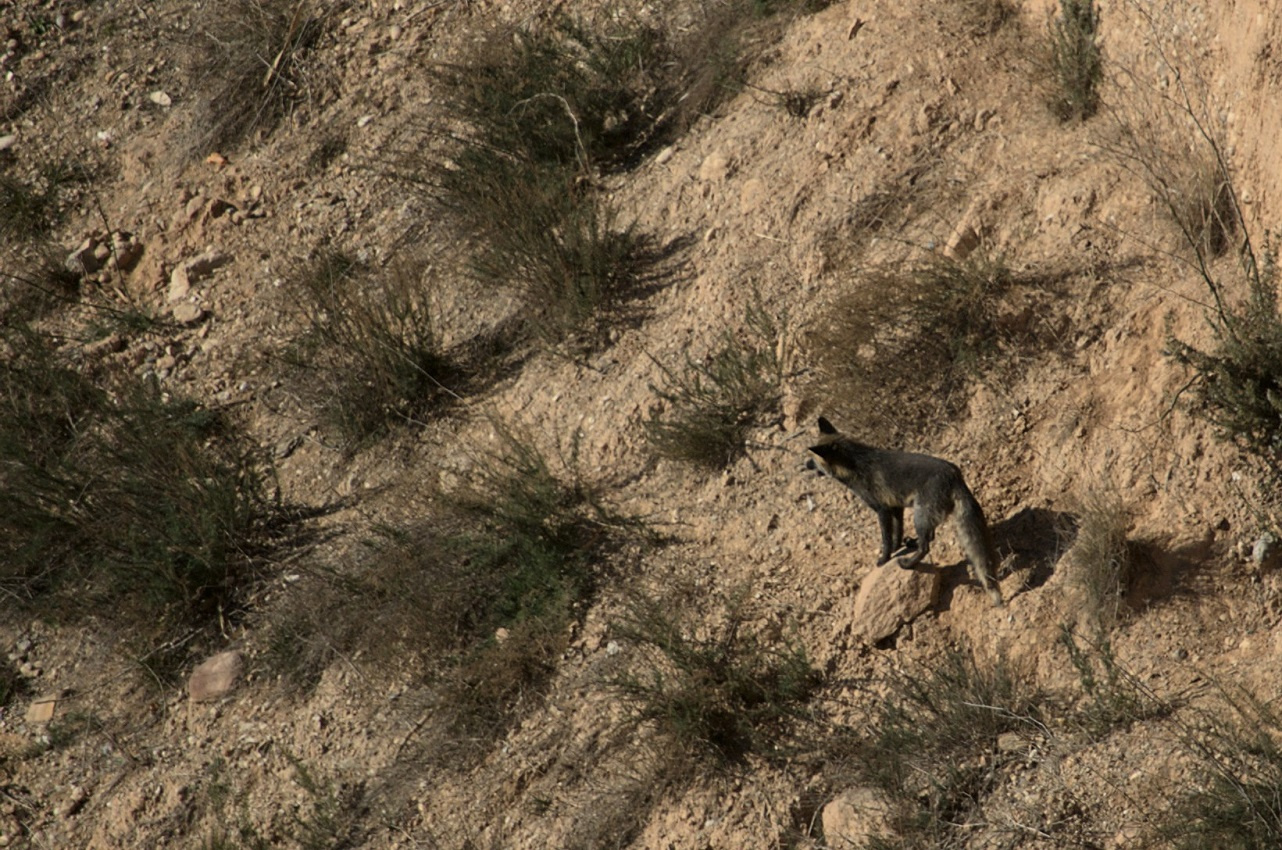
[954,485,1003,606]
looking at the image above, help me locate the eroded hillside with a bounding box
[1,0,1282,847]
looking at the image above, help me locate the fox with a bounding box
[804,416,1004,607]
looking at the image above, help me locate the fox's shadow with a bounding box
[993,505,1078,590]
[928,506,1076,605]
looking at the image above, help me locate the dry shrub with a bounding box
[610,585,820,766]
[1165,684,1282,849]
[644,299,785,469]
[281,249,458,447]
[855,646,1046,844]
[185,0,329,152]
[1106,18,1282,476]
[1065,486,1133,633]
[263,422,646,765]
[0,326,279,634]
[808,251,1043,441]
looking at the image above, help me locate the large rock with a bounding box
[188,651,243,702]
[821,787,894,846]
[852,562,940,643]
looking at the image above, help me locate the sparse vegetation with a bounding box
[421,424,646,757]
[1044,0,1103,122]
[288,754,366,850]
[1166,685,1282,849]
[1061,629,1170,739]
[413,16,670,346]
[448,155,648,346]
[431,18,674,175]
[0,174,60,240]
[610,586,820,765]
[854,646,1046,844]
[265,422,644,762]
[186,0,329,152]
[644,299,785,468]
[12,1,1282,847]
[954,0,1017,36]
[670,0,833,130]
[1109,47,1282,476]
[0,659,24,710]
[0,327,278,632]
[0,242,81,322]
[810,250,1050,440]
[281,249,457,447]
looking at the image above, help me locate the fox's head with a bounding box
[805,416,843,479]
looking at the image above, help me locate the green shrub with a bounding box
[1168,240,1282,473]
[1044,0,1103,122]
[644,300,784,468]
[282,249,457,447]
[610,587,820,765]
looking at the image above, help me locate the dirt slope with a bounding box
[2,0,1282,847]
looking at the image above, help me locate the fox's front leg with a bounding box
[875,507,904,565]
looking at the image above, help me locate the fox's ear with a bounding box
[808,443,832,459]
[817,416,836,435]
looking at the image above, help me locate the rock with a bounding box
[167,265,191,302]
[852,562,940,643]
[185,194,206,221]
[171,302,205,325]
[188,651,243,702]
[183,249,232,280]
[65,237,103,275]
[274,434,303,460]
[945,199,987,260]
[57,786,88,818]
[1252,532,1281,571]
[148,91,172,108]
[739,178,768,215]
[0,134,15,151]
[698,150,731,182]
[821,787,893,847]
[25,694,59,724]
[997,731,1025,753]
[944,223,980,261]
[84,334,125,357]
[110,231,142,270]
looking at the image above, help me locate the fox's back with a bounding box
[810,438,965,509]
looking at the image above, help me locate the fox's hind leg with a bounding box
[895,504,939,569]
